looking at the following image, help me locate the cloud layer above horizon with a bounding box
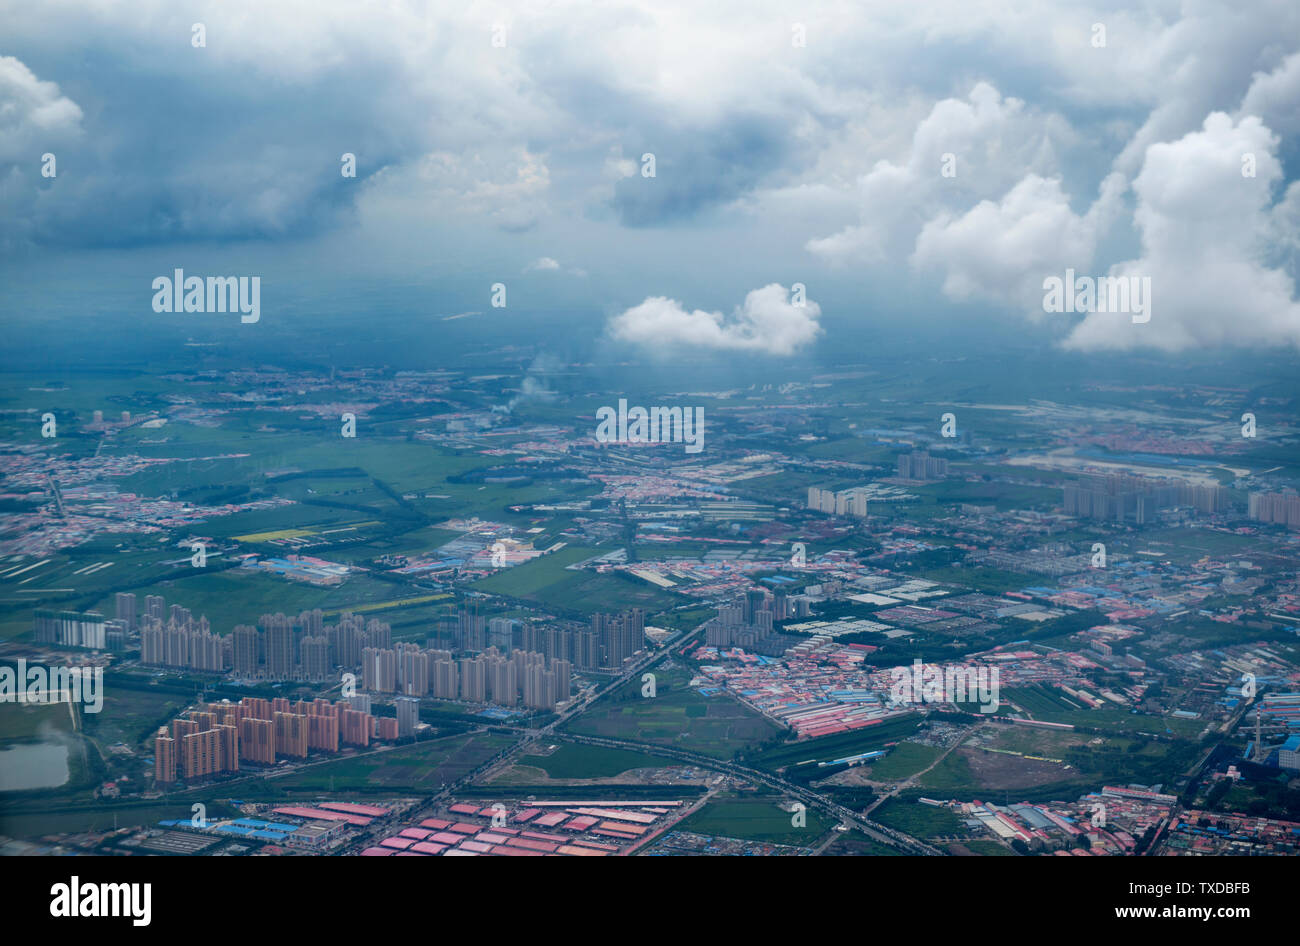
[2,0,1298,354]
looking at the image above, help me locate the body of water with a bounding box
[0,742,71,791]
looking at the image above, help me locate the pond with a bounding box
[0,742,71,791]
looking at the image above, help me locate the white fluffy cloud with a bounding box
[0,56,82,161]
[607,283,822,355]
[0,56,83,247]
[1065,113,1300,351]
[910,172,1127,313]
[807,83,1074,265]
[1240,52,1300,139]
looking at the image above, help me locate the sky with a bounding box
[2,0,1299,362]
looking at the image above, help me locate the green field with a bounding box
[561,666,783,759]
[511,743,672,779]
[957,839,1016,855]
[471,546,601,596]
[81,681,188,750]
[84,568,419,635]
[915,750,982,794]
[677,794,832,845]
[823,829,908,856]
[872,797,970,839]
[0,700,76,743]
[1002,685,1204,737]
[863,741,943,780]
[0,800,241,841]
[261,732,514,793]
[912,566,1036,595]
[473,546,680,615]
[747,714,924,772]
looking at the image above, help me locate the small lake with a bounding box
[0,742,70,791]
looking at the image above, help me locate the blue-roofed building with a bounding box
[215,824,255,836]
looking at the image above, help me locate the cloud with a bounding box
[607,283,822,355]
[1098,3,1300,177]
[361,147,551,235]
[0,56,82,160]
[608,111,813,226]
[1240,51,1300,139]
[910,172,1127,314]
[1064,113,1300,352]
[0,0,1297,358]
[807,83,1075,266]
[523,256,561,272]
[0,56,84,247]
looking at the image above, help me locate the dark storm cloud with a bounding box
[610,112,810,226]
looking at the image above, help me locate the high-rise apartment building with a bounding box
[395,696,419,737]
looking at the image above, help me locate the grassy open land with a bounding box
[241,731,516,795]
[746,714,924,772]
[677,794,832,845]
[473,547,680,615]
[0,700,76,743]
[914,748,983,794]
[921,745,1070,797]
[911,565,1038,595]
[472,545,600,596]
[325,526,463,563]
[536,566,682,615]
[81,682,188,750]
[199,502,365,539]
[0,541,191,640]
[915,724,1202,801]
[911,480,1062,512]
[822,829,908,856]
[1108,527,1267,566]
[1054,734,1201,786]
[978,722,1092,758]
[460,784,709,802]
[112,432,495,497]
[1146,614,1299,655]
[319,593,453,617]
[107,423,590,525]
[1212,780,1300,821]
[803,439,897,462]
[508,743,672,779]
[738,468,874,502]
[953,839,1016,855]
[0,800,242,840]
[561,665,782,759]
[861,742,943,780]
[872,798,972,839]
[267,477,379,503]
[918,742,1087,797]
[85,568,422,634]
[960,463,1077,486]
[1001,685,1204,737]
[231,527,327,543]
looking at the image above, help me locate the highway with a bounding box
[345,622,945,855]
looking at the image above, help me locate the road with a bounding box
[363,626,708,849]
[555,731,943,855]
[338,622,945,855]
[865,720,986,816]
